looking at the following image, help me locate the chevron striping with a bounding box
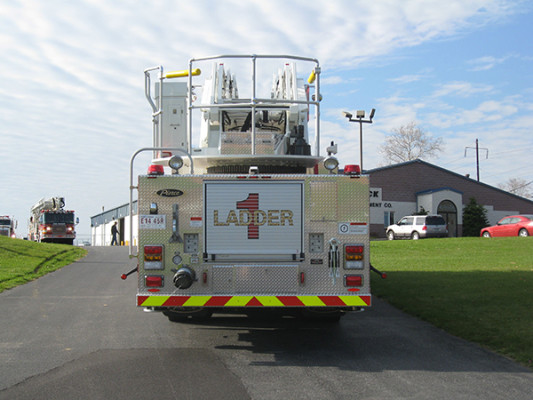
[138,295,370,307]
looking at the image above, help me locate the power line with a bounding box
[483,165,533,180]
[490,147,533,157]
[442,146,532,169]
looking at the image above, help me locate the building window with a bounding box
[384,211,395,226]
[438,200,457,213]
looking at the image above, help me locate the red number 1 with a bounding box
[237,193,259,239]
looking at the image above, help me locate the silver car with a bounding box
[386,215,447,240]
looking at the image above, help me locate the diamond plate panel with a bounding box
[212,265,298,294]
[137,173,370,298]
[212,265,233,294]
[235,265,298,293]
[309,181,337,221]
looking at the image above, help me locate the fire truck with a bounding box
[126,55,380,321]
[28,197,77,245]
[0,216,17,238]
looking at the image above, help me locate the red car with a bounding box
[480,215,533,237]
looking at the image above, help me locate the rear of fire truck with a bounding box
[128,55,372,321]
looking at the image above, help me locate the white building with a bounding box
[90,201,137,246]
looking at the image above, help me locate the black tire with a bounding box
[386,230,395,240]
[411,231,420,240]
[166,312,188,322]
[482,231,491,238]
[518,229,529,237]
[164,308,213,323]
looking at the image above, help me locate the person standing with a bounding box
[111,222,119,246]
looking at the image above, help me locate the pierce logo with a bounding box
[156,189,183,197]
[213,193,293,239]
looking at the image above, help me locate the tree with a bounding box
[497,178,533,199]
[415,206,428,215]
[462,197,489,237]
[380,122,444,164]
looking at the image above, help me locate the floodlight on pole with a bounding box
[343,108,375,172]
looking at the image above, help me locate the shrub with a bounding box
[462,197,489,236]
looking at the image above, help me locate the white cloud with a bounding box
[389,74,424,84]
[425,98,519,128]
[321,76,345,85]
[467,55,510,71]
[432,81,494,98]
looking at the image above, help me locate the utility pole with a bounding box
[464,139,488,181]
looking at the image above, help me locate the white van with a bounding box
[386,215,447,240]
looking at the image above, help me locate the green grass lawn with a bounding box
[0,236,87,292]
[371,237,533,369]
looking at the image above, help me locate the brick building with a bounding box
[367,159,533,238]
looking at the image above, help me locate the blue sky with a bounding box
[1,0,532,239]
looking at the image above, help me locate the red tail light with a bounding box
[345,275,363,287]
[344,244,364,269]
[145,275,164,287]
[144,245,163,261]
[422,225,427,231]
[345,245,363,258]
[144,245,163,270]
[345,245,363,253]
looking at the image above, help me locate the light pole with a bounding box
[343,108,375,172]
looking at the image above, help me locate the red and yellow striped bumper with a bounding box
[137,294,371,308]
